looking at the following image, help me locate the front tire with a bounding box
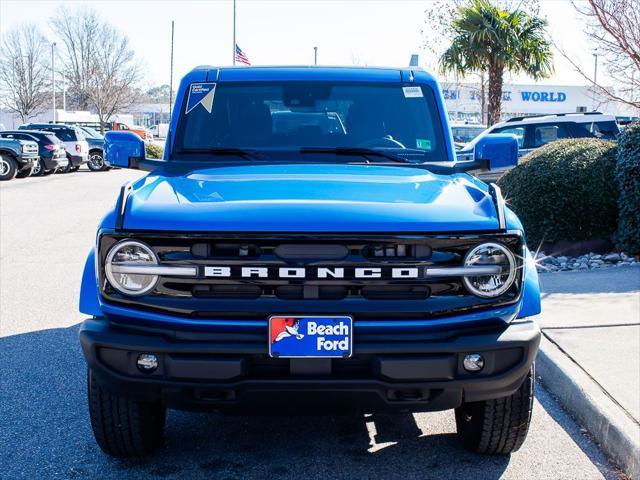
[87,368,166,457]
[0,154,18,180]
[455,366,534,454]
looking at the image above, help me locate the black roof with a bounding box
[1,129,59,136]
[21,123,79,130]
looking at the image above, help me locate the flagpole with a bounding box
[232,0,236,65]
[169,20,174,121]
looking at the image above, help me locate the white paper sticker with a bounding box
[403,86,423,98]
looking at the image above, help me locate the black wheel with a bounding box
[455,366,534,455]
[87,368,166,457]
[88,151,106,171]
[0,154,17,180]
[31,159,46,176]
[15,165,34,178]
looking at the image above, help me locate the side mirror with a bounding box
[105,131,144,168]
[104,131,164,171]
[474,134,519,170]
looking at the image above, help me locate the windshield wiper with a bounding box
[177,147,265,161]
[299,147,421,164]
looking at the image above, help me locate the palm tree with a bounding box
[440,0,554,125]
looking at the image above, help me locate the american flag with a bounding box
[235,44,251,65]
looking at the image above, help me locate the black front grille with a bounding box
[99,232,523,319]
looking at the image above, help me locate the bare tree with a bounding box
[0,24,50,122]
[567,0,640,110]
[52,8,140,132]
[86,24,140,133]
[51,7,100,110]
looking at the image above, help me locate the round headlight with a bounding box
[105,240,158,295]
[462,242,516,298]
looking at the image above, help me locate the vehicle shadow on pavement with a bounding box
[0,324,616,480]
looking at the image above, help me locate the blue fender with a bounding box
[517,247,541,318]
[79,248,101,316]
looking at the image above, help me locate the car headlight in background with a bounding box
[462,242,516,298]
[105,240,159,295]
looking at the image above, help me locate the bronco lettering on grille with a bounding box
[203,266,422,279]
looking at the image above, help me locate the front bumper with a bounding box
[80,317,540,413]
[18,155,38,169]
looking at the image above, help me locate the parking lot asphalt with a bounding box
[0,169,623,479]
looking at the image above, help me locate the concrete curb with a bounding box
[536,335,640,479]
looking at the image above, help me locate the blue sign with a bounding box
[269,316,352,358]
[520,91,566,102]
[185,82,216,114]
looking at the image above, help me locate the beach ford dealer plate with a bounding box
[269,316,353,358]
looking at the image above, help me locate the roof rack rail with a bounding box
[506,111,603,123]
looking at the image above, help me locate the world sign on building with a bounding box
[441,83,623,122]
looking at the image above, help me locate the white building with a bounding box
[442,82,634,124]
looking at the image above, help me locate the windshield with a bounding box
[80,126,104,139]
[176,82,447,162]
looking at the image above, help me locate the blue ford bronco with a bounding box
[79,66,541,457]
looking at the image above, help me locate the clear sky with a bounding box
[0,0,601,89]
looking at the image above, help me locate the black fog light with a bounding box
[463,353,485,372]
[136,353,159,373]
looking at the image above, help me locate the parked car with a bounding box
[112,121,152,140]
[450,123,486,150]
[80,66,541,458]
[0,137,39,180]
[148,123,169,139]
[0,130,68,176]
[19,124,89,173]
[271,111,346,135]
[459,112,619,158]
[457,112,620,182]
[77,126,108,171]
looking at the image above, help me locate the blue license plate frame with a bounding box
[268,315,353,358]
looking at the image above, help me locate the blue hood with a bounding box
[123,164,499,232]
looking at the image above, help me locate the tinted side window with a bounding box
[49,129,75,141]
[493,126,525,148]
[575,121,620,140]
[532,123,570,147]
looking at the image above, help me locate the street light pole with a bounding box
[169,20,175,121]
[592,52,598,111]
[51,42,56,123]
[313,46,318,65]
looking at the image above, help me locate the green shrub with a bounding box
[615,122,640,256]
[145,142,164,159]
[498,138,618,246]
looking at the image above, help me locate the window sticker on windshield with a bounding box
[416,138,432,150]
[186,83,216,114]
[402,86,423,98]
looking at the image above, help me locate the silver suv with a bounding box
[457,112,620,180]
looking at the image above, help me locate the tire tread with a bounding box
[87,369,165,457]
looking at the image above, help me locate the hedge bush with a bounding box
[145,142,164,159]
[615,122,640,256]
[498,138,618,246]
